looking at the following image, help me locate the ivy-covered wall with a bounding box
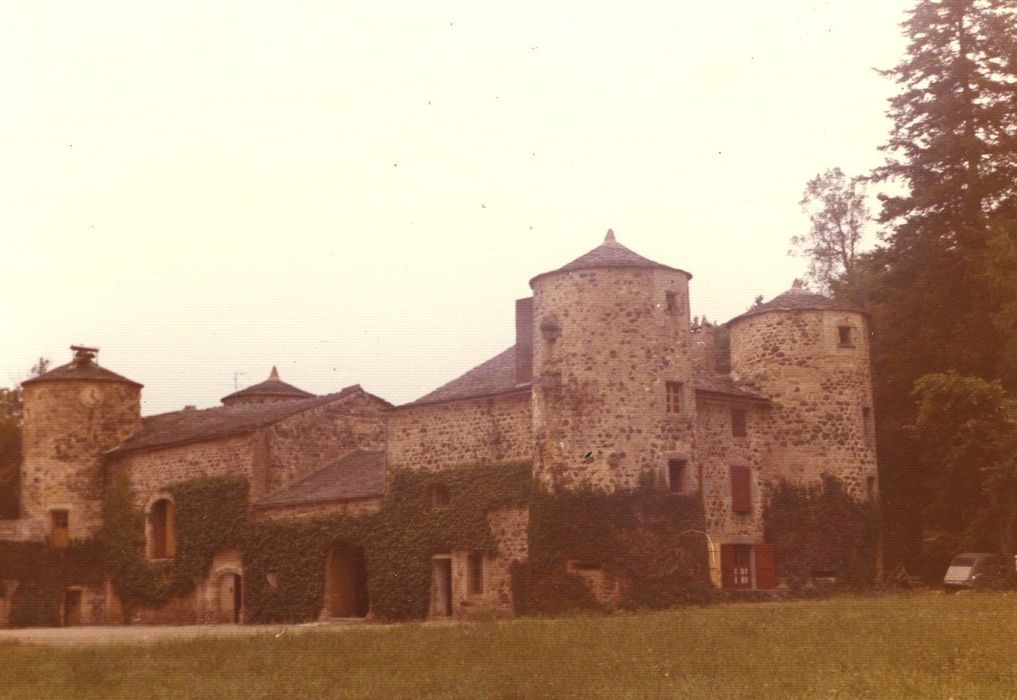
[0,540,105,627]
[518,487,711,614]
[763,475,879,585]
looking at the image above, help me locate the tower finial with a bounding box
[604,228,616,243]
[269,366,280,381]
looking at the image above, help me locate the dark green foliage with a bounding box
[0,540,104,627]
[0,388,20,519]
[243,462,531,622]
[763,476,879,585]
[101,473,248,613]
[523,488,709,614]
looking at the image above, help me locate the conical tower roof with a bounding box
[220,366,315,405]
[727,282,864,325]
[22,346,142,388]
[529,229,690,288]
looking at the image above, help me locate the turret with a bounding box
[20,346,142,542]
[727,284,878,500]
[220,366,314,406]
[530,230,695,492]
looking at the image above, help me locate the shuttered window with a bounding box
[754,543,777,589]
[730,465,752,513]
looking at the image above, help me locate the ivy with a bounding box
[763,474,879,585]
[521,487,711,614]
[243,462,531,622]
[100,473,248,615]
[0,540,104,627]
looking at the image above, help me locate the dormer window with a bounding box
[838,325,855,348]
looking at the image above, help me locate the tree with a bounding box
[790,168,869,295]
[911,372,1017,557]
[0,358,50,519]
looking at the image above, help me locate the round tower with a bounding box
[727,284,877,500]
[220,366,314,406]
[530,230,695,492]
[20,346,142,542]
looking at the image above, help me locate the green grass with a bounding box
[3,592,1017,699]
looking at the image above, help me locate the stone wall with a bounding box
[729,309,878,499]
[264,394,389,495]
[388,392,532,471]
[694,396,768,542]
[252,498,383,522]
[447,505,528,618]
[113,434,256,511]
[21,380,141,540]
[531,267,696,492]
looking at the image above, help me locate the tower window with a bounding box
[666,382,684,414]
[731,408,747,438]
[665,292,677,313]
[467,553,484,594]
[730,465,752,513]
[50,510,69,549]
[668,460,688,494]
[838,325,855,348]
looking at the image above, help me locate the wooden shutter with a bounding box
[720,544,735,588]
[754,543,777,589]
[730,465,752,513]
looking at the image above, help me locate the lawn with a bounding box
[2,592,1016,699]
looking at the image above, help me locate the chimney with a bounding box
[515,297,534,383]
[692,325,717,373]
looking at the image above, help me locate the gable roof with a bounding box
[220,366,315,404]
[400,345,529,408]
[107,385,387,456]
[254,450,386,509]
[727,287,864,325]
[529,230,690,288]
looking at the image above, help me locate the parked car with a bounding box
[942,552,1013,591]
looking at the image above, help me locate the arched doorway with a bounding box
[147,497,176,560]
[325,542,368,618]
[217,572,242,623]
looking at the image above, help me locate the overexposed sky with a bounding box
[1,0,911,414]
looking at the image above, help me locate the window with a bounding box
[730,465,752,513]
[838,325,855,348]
[666,382,684,414]
[862,406,874,445]
[668,459,687,494]
[467,553,484,594]
[426,483,450,508]
[731,408,747,438]
[147,498,175,560]
[50,510,69,549]
[665,291,677,313]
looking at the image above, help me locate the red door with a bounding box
[754,543,778,590]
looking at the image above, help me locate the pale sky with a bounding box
[1,0,911,415]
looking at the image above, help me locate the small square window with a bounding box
[666,382,684,414]
[668,459,687,494]
[838,326,855,347]
[731,408,747,438]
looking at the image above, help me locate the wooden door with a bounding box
[63,589,82,626]
[218,573,241,623]
[431,558,452,617]
[327,544,367,617]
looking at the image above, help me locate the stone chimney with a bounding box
[691,324,717,373]
[515,297,534,384]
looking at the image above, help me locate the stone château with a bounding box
[0,231,878,626]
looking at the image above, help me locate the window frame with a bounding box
[665,381,684,415]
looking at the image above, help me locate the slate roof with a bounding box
[23,358,142,388]
[727,287,864,325]
[401,345,529,408]
[107,385,372,455]
[529,230,690,288]
[220,366,315,404]
[255,450,386,509]
[694,373,770,403]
